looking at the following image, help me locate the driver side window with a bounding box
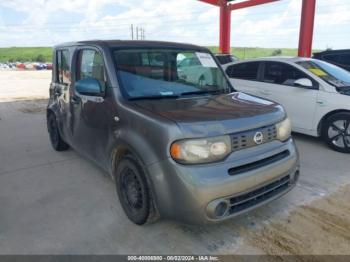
[77,49,106,89]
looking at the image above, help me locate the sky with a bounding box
[0,0,349,50]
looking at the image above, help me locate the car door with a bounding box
[258,61,319,131]
[225,61,261,96]
[52,48,72,141]
[70,47,116,167]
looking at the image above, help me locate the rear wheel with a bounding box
[47,113,69,151]
[115,155,158,225]
[322,113,350,153]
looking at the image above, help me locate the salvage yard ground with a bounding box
[0,71,349,255]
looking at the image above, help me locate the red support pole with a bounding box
[219,3,231,54]
[298,0,316,57]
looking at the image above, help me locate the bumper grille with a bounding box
[228,175,291,215]
[228,150,290,176]
[231,125,277,151]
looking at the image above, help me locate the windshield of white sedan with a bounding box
[297,60,350,88]
[113,49,231,99]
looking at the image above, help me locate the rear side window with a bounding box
[263,61,309,86]
[226,62,259,80]
[56,49,71,84]
[77,49,105,87]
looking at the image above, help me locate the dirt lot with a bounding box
[0,70,50,102]
[241,185,350,255]
[0,71,349,255]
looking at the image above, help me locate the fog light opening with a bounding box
[294,170,300,183]
[214,201,229,218]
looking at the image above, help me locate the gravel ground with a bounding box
[0,70,50,102]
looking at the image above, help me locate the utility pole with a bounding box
[131,24,134,40]
[131,25,146,40]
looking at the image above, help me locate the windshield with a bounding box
[297,59,350,88]
[113,48,232,99]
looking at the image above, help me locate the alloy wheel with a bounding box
[328,119,350,149]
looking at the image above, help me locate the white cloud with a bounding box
[0,0,349,49]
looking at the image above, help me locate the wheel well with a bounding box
[317,109,350,136]
[111,145,147,181]
[111,146,129,177]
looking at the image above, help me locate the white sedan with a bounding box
[223,57,350,153]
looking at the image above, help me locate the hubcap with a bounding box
[328,120,350,149]
[121,168,143,211]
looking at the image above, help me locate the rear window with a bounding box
[226,62,259,80]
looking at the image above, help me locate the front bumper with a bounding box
[147,138,299,224]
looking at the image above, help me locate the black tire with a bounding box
[47,113,69,151]
[322,112,350,153]
[115,155,158,225]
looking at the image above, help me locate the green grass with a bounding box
[0,47,52,63]
[0,46,321,63]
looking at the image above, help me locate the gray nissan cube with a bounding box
[47,40,300,225]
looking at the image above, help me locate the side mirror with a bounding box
[294,78,313,88]
[75,78,103,96]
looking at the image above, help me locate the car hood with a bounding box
[133,92,285,137]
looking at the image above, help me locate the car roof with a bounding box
[54,40,208,51]
[314,49,350,55]
[229,56,316,64]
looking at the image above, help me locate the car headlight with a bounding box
[170,135,232,164]
[276,118,292,141]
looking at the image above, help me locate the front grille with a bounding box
[228,150,290,176]
[231,125,277,151]
[228,175,291,215]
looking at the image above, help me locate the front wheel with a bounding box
[322,113,350,153]
[115,155,158,225]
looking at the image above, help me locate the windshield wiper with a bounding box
[129,94,179,100]
[179,90,224,97]
[128,90,225,100]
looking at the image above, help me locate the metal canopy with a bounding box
[199,0,316,57]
